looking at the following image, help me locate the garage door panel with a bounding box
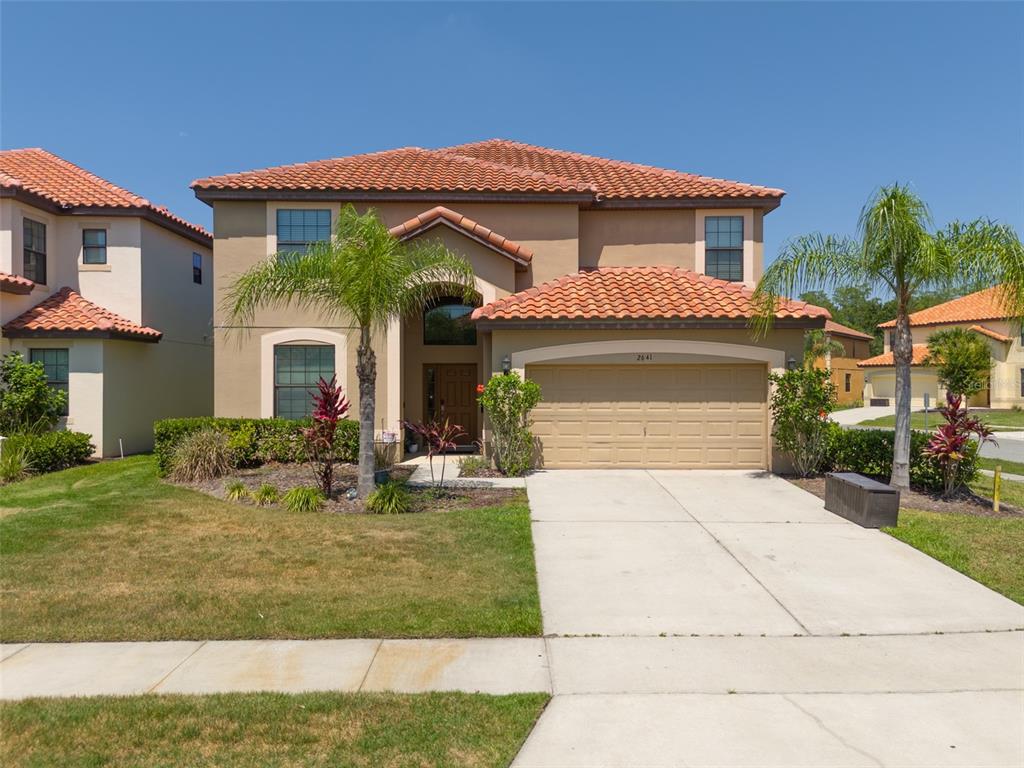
[528,364,767,469]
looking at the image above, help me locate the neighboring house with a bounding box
[0,149,213,456]
[859,286,1021,409]
[192,139,830,470]
[812,320,874,405]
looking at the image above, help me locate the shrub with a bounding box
[402,419,466,489]
[366,480,412,514]
[768,367,836,477]
[169,429,234,482]
[4,430,93,473]
[922,392,995,497]
[478,374,542,477]
[0,443,31,484]
[825,425,980,493]
[0,352,67,434]
[224,480,249,502]
[153,418,360,476]
[251,483,279,506]
[283,486,324,513]
[458,454,492,477]
[302,376,351,497]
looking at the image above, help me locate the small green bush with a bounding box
[226,422,259,467]
[0,352,67,434]
[283,486,324,513]
[4,431,93,473]
[825,425,979,493]
[0,443,31,484]
[478,374,542,476]
[170,429,234,482]
[458,455,492,477]
[366,481,412,514]
[224,480,248,502]
[251,483,279,506]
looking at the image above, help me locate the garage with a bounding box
[527,363,768,469]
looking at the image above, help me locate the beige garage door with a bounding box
[528,364,767,469]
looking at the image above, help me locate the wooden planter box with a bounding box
[825,472,900,528]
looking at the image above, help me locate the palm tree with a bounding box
[802,329,845,369]
[753,185,1024,489]
[226,204,475,497]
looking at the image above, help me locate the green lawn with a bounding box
[0,456,541,642]
[0,691,549,768]
[978,457,1024,476]
[860,409,1024,430]
[884,507,1024,605]
[970,473,1024,509]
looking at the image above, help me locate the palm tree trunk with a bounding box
[355,325,376,498]
[891,306,913,490]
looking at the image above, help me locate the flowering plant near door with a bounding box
[402,418,466,490]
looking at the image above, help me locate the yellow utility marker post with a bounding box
[993,465,1001,513]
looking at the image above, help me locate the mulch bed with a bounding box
[786,475,1024,519]
[180,461,521,514]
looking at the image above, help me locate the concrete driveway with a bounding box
[518,469,1024,767]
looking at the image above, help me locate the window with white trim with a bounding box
[704,216,743,282]
[276,209,330,259]
[30,348,69,416]
[83,229,107,264]
[23,218,47,284]
[274,344,335,419]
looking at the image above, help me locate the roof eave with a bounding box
[191,187,595,206]
[474,316,824,331]
[0,328,162,343]
[587,195,784,212]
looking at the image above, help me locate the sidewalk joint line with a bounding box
[146,640,207,693]
[357,640,384,692]
[646,470,814,636]
[0,644,32,664]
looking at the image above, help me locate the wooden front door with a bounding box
[425,363,478,445]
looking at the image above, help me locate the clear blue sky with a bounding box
[3,1,1022,270]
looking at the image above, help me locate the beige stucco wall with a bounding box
[578,209,695,270]
[863,369,939,409]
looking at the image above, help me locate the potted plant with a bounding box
[373,442,396,485]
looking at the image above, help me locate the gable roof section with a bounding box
[192,141,784,208]
[970,324,1013,343]
[825,320,873,341]
[472,266,829,325]
[444,139,785,202]
[2,287,162,342]
[857,345,930,368]
[0,271,35,295]
[0,148,211,247]
[388,206,533,269]
[878,286,1011,328]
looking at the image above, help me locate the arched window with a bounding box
[424,297,477,345]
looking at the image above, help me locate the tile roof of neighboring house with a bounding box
[878,286,1010,328]
[2,287,162,342]
[825,320,873,341]
[472,266,830,323]
[970,324,1013,343]
[0,148,210,245]
[192,140,784,205]
[444,139,785,201]
[0,271,35,295]
[857,344,931,368]
[388,206,533,267]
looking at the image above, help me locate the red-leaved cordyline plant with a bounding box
[401,418,466,490]
[303,376,350,498]
[922,391,995,498]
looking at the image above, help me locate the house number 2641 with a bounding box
[635,353,654,361]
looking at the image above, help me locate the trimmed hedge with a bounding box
[153,417,359,476]
[6,430,94,473]
[825,425,978,493]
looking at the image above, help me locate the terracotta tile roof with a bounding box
[970,324,1013,343]
[192,147,593,196]
[192,140,784,204]
[2,287,162,342]
[444,139,785,201]
[388,206,532,266]
[472,267,829,323]
[857,344,930,368]
[878,286,1010,328]
[0,271,34,295]
[825,320,874,341]
[0,148,210,243]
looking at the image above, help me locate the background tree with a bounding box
[802,329,845,369]
[754,184,1024,490]
[226,205,475,497]
[925,327,992,401]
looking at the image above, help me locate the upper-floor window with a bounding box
[193,253,203,284]
[276,209,330,258]
[83,229,107,264]
[424,298,477,345]
[23,218,47,284]
[30,348,69,416]
[705,216,743,282]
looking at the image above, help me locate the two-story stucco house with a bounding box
[0,149,213,455]
[860,286,1024,409]
[193,140,830,470]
